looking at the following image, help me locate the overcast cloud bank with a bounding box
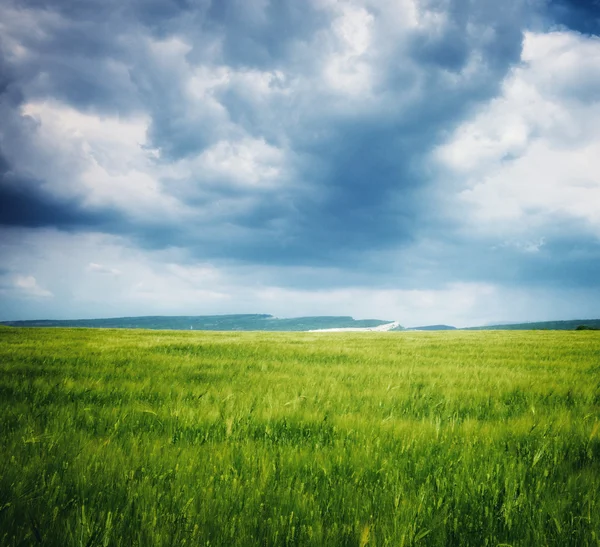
[1,0,599,326]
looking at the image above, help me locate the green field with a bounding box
[0,328,599,546]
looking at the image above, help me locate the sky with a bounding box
[1,0,599,327]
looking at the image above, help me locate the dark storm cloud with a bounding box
[4,0,598,296]
[547,0,600,34]
[421,236,600,291]
[199,1,529,263]
[0,49,119,230]
[0,0,525,259]
[0,149,133,235]
[0,176,111,229]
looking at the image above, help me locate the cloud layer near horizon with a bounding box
[1,0,599,326]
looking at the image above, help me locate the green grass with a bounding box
[0,328,599,546]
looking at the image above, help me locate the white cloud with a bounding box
[192,138,286,187]
[436,31,600,239]
[331,6,374,56]
[4,275,54,298]
[321,4,390,99]
[17,101,187,219]
[87,263,122,275]
[495,238,546,254]
[521,31,600,103]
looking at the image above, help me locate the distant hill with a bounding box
[2,315,599,332]
[463,319,600,331]
[0,314,393,332]
[406,325,457,331]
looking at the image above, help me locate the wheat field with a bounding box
[0,327,598,546]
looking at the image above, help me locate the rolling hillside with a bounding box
[3,315,600,332]
[0,314,393,331]
[463,319,600,331]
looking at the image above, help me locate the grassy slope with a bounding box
[0,328,599,546]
